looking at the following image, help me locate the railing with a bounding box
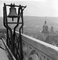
[3,31,58,60]
[15,31,58,60]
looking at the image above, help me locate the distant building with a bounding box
[37,21,58,46]
[37,21,49,41]
[50,26,54,33]
[42,21,49,34]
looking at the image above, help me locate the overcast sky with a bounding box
[0,0,58,17]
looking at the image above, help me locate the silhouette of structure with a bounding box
[50,26,54,33]
[42,21,49,34]
[3,3,26,60]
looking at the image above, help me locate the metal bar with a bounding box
[6,5,19,7]
[8,22,22,24]
[19,33,23,60]
[6,4,27,8]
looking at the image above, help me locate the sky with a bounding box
[0,0,58,17]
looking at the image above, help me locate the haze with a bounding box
[0,0,58,17]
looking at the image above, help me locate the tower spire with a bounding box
[42,21,49,34]
[45,20,47,24]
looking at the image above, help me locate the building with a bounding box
[37,21,58,46]
[42,21,49,34]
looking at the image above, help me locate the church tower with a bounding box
[50,26,54,33]
[42,21,49,34]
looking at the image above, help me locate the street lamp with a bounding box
[3,3,26,60]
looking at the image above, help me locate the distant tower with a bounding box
[50,26,54,33]
[42,21,49,34]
